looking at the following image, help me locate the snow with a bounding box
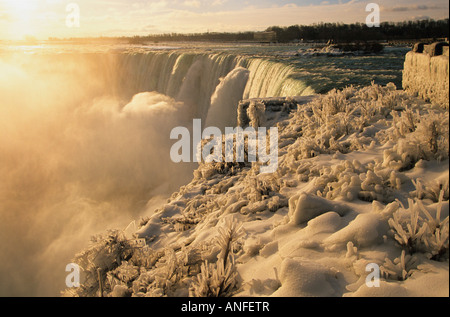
[288,193,349,225]
[64,82,449,298]
[271,258,338,297]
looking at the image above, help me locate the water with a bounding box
[173,42,409,92]
[0,42,409,296]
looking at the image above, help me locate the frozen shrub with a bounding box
[380,250,416,281]
[418,191,449,260]
[388,196,449,260]
[296,161,320,182]
[149,248,186,296]
[162,215,200,232]
[61,230,135,297]
[341,85,357,100]
[414,112,449,160]
[320,88,348,115]
[267,195,288,212]
[247,278,281,296]
[106,261,140,291]
[423,225,449,261]
[189,258,238,297]
[418,191,448,233]
[215,218,245,261]
[391,107,419,138]
[129,250,183,297]
[377,91,402,111]
[110,285,132,297]
[388,199,428,255]
[315,162,361,201]
[386,110,449,168]
[190,218,244,297]
[358,166,401,203]
[253,175,281,198]
[312,159,404,203]
[410,178,449,202]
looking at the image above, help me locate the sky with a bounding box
[0,0,449,40]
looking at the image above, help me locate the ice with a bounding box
[288,193,349,225]
[306,212,343,235]
[403,51,449,109]
[324,213,388,249]
[272,258,338,297]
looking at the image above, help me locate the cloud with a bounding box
[411,15,432,21]
[93,0,447,36]
[183,0,201,8]
[212,0,229,6]
[382,4,441,12]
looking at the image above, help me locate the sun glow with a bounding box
[1,0,40,40]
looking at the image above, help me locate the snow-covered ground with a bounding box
[64,82,449,298]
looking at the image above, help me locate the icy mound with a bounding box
[63,83,449,297]
[298,43,383,57]
[403,49,449,109]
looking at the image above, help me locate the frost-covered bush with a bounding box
[423,224,449,261]
[312,159,404,203]
[296,161,321,183]
[311,88,349,123]
[414,112,449,160]
[410,178,449,202]
[190,218,244,297]
[388,195,449,260]
[281,82,435,166]
[391,106,419,138]
[380,250,416,281]
[107,261,140,294]
[358,169,398,203]
[382,110,449,170]
[189,258,238,297]
[61,230,135,297]
[63,214,246,297]
[251,175,281,198]
[388,200,428,255]
[129,247,189,297]
[314,161,362,201]
[418,192,449,260]
[194,136,249,180]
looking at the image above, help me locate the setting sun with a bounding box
[1,0,40,39]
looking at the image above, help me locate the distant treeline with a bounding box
[126,32,255,44]
[266,19,449,43]
[49,19,449,44]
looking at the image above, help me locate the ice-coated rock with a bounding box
[288,192,349,225]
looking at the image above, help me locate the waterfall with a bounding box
[60,50,317,114]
